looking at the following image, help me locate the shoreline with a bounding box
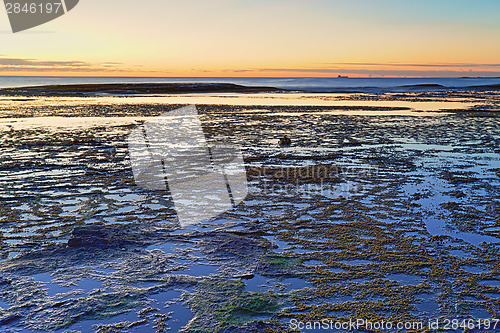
[0,83,289,97]
[0,95,478,113]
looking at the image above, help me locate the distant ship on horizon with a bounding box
[337,75,349,78]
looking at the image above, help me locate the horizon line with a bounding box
[1,75,500,79]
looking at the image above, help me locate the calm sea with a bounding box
[0,76,499,93]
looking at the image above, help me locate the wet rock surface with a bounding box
[0,91,499,332]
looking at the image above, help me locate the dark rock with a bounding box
[0,277,11,286]
[67,223,170,248]
[234,273,254,280]
[448,190,466,198]
[0,313,21,325]
[221,320,275,333]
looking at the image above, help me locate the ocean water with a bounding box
[0,76,500,92]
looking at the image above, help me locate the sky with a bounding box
[1,0,500,77]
